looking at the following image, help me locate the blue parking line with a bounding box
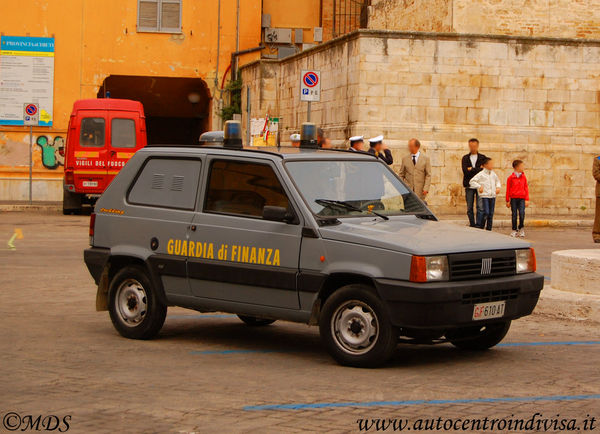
[190,349,284,355]
[189,341,600,356]
[498,340,600,347]
[244,393,600,411]
[168,314,236,319]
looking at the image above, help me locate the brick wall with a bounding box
[368,0,600,39]
[240,31,600,217]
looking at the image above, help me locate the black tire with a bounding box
[108,265,167,340]
[237,315,276,326]
[447,320,511,350]
[319,284,397,368]
[62,189,82,215]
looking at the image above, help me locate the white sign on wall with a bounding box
[0,36,55,126]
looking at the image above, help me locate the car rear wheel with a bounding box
[108,265,166,340]
[319,284,397,368]
[237,315,276,326]
[446,321,511,350]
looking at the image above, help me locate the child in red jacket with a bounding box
[506,160,530,237]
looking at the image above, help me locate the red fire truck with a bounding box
[63,99,147,214]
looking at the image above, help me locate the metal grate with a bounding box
[333,0,369,38]
[449,251,516,281]
[170,175,184,191]
[151,173,165,189]
[462,288,519,305]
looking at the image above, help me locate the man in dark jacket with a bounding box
[462,138,487,227]
[368,135,393,165]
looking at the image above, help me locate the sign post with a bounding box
[300,70,321,122]
[24,103,39,204]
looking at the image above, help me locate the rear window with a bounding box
[80,118,105,147]
[128,158,201,210]
[111,118,137,148]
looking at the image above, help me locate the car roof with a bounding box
[141,145,378,161]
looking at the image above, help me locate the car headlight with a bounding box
[516,248,536,274]
[410,255,449,282]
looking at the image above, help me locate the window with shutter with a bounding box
[137,0,181,33]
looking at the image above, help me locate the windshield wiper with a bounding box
[315,199,389,221]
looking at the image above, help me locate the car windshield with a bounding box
[285,160,430,218]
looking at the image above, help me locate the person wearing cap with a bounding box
[399,138,431,200]
[290,133,301,148]
[368,135,393,165]
[349,135,364,152]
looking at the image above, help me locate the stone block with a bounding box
[466,107,489,124]
[551,250,600,295]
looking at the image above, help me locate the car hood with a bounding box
[318,216,529,255]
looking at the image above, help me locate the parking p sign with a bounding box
[23,103,39,126]
[300,70,320,102]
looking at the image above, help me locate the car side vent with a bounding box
[152,173,165,189]
[171,175,184,191]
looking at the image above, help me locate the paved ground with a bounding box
[0,212,598,433]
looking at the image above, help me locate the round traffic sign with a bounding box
[303,71,319,88]
[25,104,38,116]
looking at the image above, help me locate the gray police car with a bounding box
[84,121,543,368]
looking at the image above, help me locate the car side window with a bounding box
[204,160,290,218]
[80,118,105,147]
[111,118,136,148]
[128,157,201,210]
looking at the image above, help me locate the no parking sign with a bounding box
[23,103,39,126]
[300,70,321,102]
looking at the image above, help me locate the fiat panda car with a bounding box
[84,124,543,368]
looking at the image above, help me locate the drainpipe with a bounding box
[231,45,265,81]
[235,0,240,74]
[214,0,222,128]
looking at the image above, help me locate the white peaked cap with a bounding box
[349,135,363,142]
[290,133,301,141]
[369,135,384,143]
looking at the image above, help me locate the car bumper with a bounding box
[375,273,544,329]
[84,247,110,284]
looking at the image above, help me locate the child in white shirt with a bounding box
[469,157,501,230]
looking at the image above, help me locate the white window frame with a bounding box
[137,0,182,34]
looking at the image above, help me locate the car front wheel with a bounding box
[108,265,166,340]
[319,284,397,368]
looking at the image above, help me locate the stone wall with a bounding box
[368,0,453,33]
[368,0,600,40]
[240,31,600,217]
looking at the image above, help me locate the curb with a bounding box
[534,286,600,323]
[0,203,62,213]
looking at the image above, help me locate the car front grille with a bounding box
[448,250,516,281]
[462,288,519,305]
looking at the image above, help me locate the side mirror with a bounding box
[263,206,295,223]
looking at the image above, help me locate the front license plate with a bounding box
[82,181,98,187]
[472,301,506,321]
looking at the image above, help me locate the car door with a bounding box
[187,156,302,309]
[107,112,145,184]
[72,110,108,192]
[126,155,202,297]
